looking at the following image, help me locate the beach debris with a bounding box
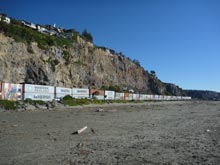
[206,129,211,132]
[96,108,104,112]
[91,128,95,134]
[79,149,94,155]
[45,101,50,110]
[72,126,88,134]
[76,142,84,148]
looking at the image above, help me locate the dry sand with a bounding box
[0,101,220,165]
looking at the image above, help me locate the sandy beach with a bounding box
[0,101,220,165]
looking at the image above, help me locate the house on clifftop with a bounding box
[0,13,10,24]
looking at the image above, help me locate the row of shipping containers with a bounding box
[0,82,191,101]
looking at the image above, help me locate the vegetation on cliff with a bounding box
[0,19,79,50]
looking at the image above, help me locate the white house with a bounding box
[0,15,10,24]
[4,17,10,24]
[21,21,36,29]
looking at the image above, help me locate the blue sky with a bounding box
[1,0,220,92]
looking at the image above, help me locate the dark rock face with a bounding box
[165,83,183,96]
[25,64,49,85]
[184,90,220,100]
[0,33,184,95]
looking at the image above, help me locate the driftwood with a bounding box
[72,126,88,134]
[96,108,104,112]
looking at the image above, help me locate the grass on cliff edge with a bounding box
[0,20,78,50]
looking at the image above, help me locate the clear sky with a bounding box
[1,0,220,92]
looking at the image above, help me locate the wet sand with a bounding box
[0,101,220,165]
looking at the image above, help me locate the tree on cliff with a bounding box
[82,29,93,42]
[150,70,156,77]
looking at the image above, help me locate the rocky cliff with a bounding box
[0,20,184,95]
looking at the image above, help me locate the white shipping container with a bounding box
[125,93,133,100]
[158,95,162,100]
[163,95,168,100]
[168,96,173,100]
[154,95,158,100]
[24,93,54,101]
[171,96,177,100]
[72,88,89,98]
[93,95,104,100]
[24,84,54,94]
[55,87,71,94]
[132,94,139,100]
[139,94,145,100]
[146,95,153,100]
[177,96,182,100]
[186,96,191,100]
[141,94,151,100]
[105,90,115,100]
[55,87,71,99]
[115,92,124,100]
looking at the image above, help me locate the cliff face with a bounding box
[0,33,183,95]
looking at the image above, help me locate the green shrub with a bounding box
[63,50,71,64]
[74,60,85,65]
[24,98,44,105]
[63,98,90,106]
[82,29,93,42]
[47,57,60,71]
[63,95,73,100]
[0,100,18,110]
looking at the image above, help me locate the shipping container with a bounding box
[163,95,168,100]
[166,96,171,100]
[0,82,22,100]
[146,95,154,100]
[90,89,104,100]
[23,93,54,101]
[158,95,163,100]
[132,93,140,100]
[23,84,54,94]
[72,88,89,99]
[23,84,55,101]
[153,95,159,100]
[124,93,133,100]
[177,96,182,100]
[139,94,145,100]
[171,96,177,100]
[115,92,124,100]
[94,95,105,100]
[105,90,115,100]
[140,94,151,100]
[55,87,71,99]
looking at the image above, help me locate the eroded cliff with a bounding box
[0,26,183,95]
